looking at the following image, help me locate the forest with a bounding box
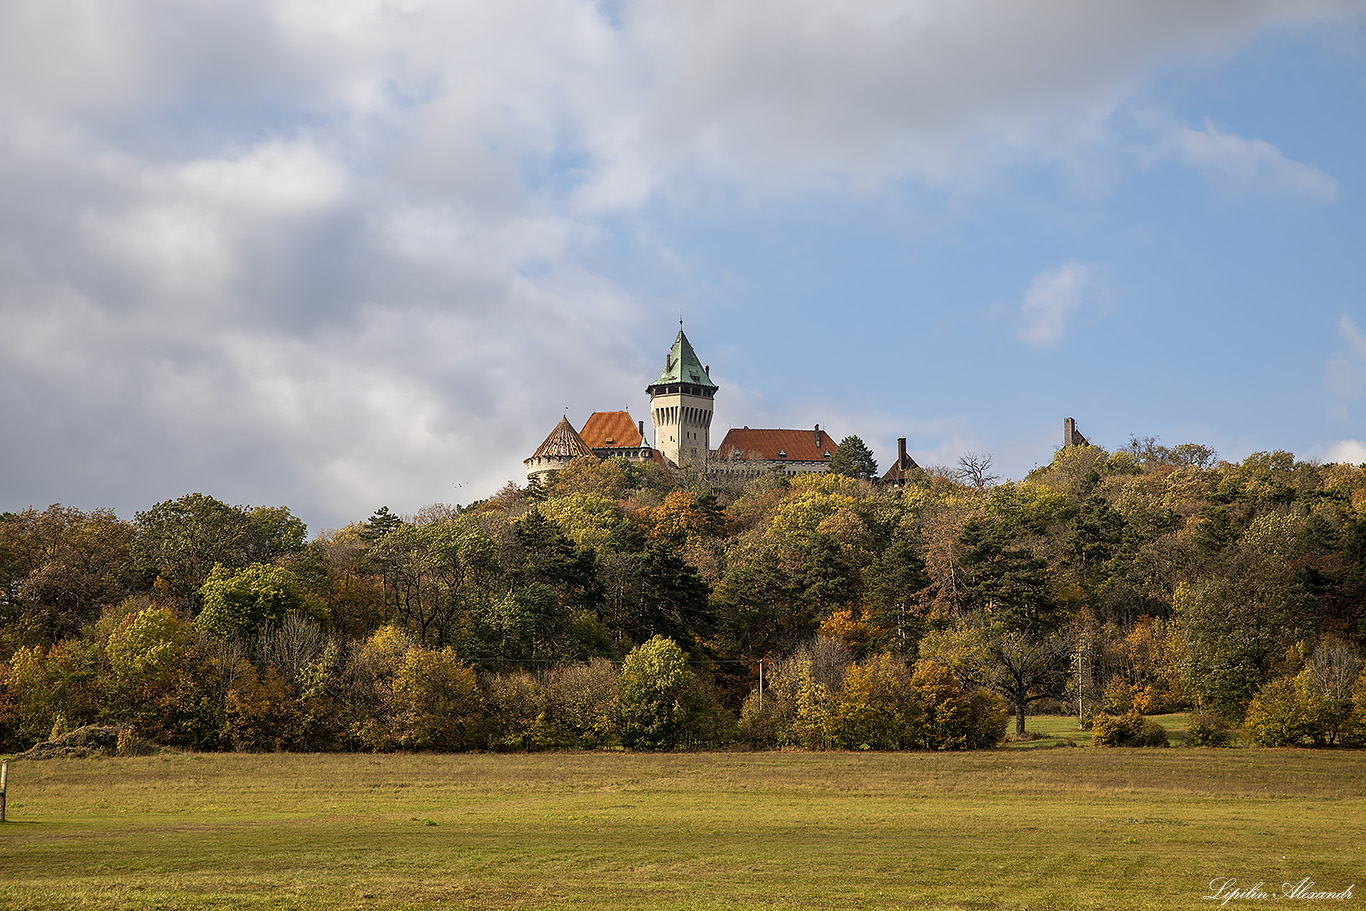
[3,435,1366,754]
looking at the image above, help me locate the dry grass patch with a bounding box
[1,749,1362,910]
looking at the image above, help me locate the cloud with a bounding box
[1017,261,1106,347]
[1151,116,1339,201]
[1326,314,1366,418]
[1,0,1364,530]
[1325,440,1366,466]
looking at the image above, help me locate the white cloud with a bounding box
[1327,314,1366,417]
[1018,261,1106,347]
[1152,117,1339,201]
[1341,314,1366,357]
[1325,440,1366,465]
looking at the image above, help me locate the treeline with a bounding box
[3,438,1366,753]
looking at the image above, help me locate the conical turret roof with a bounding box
[648,327,717,391]
[528,416,596,461]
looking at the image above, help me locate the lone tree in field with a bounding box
[829,435,878,481]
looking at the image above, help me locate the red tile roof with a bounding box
[579,411,644,449]
[714,428,838,463]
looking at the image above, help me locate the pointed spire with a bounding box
[648,326,718,391]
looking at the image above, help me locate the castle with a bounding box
[525,325,922,484]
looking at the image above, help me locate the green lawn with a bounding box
[1,747,1362,910]
[1010,712,1209,748]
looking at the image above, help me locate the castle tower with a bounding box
[647,325,717,469]
[524,416,596,482]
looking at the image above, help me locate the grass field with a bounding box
[1006,712,1210,749]
[1,734,1362,910]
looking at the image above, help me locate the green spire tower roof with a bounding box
[647,327,718,392]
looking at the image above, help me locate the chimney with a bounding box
[898,437,908,467]
[638,420,645,442]
[1064,417,1076,447]
[814,424,821,446]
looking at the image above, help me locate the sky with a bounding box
[3,0,1366,536]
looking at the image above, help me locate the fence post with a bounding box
[1,760,8,822]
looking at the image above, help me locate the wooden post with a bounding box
[1,760,8,823]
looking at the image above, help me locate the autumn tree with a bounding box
[619,636,722,750]
[196,563,321,641]
[1178,552,1311,720]
[955,452,999,489]
[0,505,134,650]
[133,494,306,609]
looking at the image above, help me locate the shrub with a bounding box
[961,687,1010,751]
[1243,677,1315,747]
[224,663,302,751]
[1185,713,1234,747]
[541,658,621,749]
[833,653,914,750]
[738,640,850,750]
[1101,675,1153,716]
[1092,710,1169,747]
[826,657,1006,751]
[482,671,547,751]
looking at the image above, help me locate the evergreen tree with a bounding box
[829,435,878,481]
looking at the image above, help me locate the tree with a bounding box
[829,436,878,481]
[631,542,711,646]
[712,549,814,661]
[361,506,404,542]
[133,494,306,609]
[367,521,503,650]
[619,636,707,750]
[4,639,102,744]
[864,535,931,653]
[0,505,134,649]
[104,606,220,747]
[1177,553,1310,720]
[513,509,602,616]
[920,617,1072,738]
[389,646,484,751]
[954,452,999,489]
[957,517,1060,634]
[347,626,484,751]
[196,563,319,641]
